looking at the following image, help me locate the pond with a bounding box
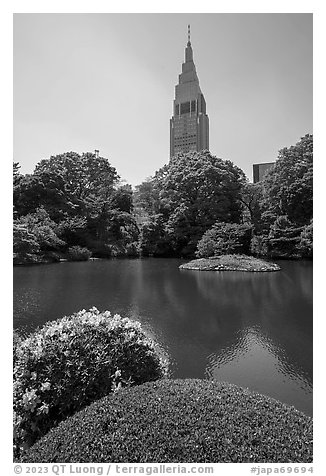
[13,258,313,416]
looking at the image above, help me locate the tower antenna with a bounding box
[187,24,191,45]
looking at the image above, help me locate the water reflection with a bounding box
[182,263,312,391]
[13,259,312,415]
[211,326,311,412]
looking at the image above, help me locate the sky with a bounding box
[13,13,312,186]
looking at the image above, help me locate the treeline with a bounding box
[13,134,313,264]
[13,152,139,264]
[134,134,312,259]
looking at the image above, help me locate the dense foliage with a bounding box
[13,207,65,264]
[192,135,313,259]
[239,182,264,233]
[22,379,313,463]
[259,134,313,258]
[13,308,168,455]
[196,222,252,258]
[13,135,313,262]
[135,136,312,259]
[13,152,139,262]
[298,219,313,258]
[66,245,92,261]
[265,215,304,258]
[135,151,246,257]
[261,134,313,226]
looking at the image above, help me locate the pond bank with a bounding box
[180,254,281,272]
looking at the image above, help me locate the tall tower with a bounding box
[170,25,209,158]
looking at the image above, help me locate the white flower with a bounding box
[40,382,51,391]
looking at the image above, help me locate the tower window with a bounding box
[180,102,191,115]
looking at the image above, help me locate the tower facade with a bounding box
[170,26,209,158]
[253,162,275,183]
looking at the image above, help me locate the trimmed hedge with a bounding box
[22,379,313,463]
[14,308,168,455]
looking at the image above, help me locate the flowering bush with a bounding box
[13,308,168,456]
[13,330,23,366]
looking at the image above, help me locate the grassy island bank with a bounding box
[22,379,312,463]
[180,254,281,272]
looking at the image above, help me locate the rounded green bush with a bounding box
[13,308,168,455]
[196,222,253,258]
[22,379,312,463]
[67,245,92,261]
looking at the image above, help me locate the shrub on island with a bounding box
[196,222,253,258]
[180,254,280,272]
[66,245,92,261]
[22,379,313,463]
[13,308,168,455]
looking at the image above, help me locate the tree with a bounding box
[33,152,120,220]
[138,214,172,257]
[261,134,313,228]
[133,165,170,221]
[266,215,303,258]
[16,207,65,254]
[56,216,88,248]
[13,172,70,220]
[13,223,40,263]
[13,162,21,184]
[250,235,268,257]
[298,219,313,258]
[111,185,134,214]
[239,182,264,233]
[135,151,246,257]
[254,134,314,258]
[196,222,253,258]
[13,151,140,259]
[134,179,159,216]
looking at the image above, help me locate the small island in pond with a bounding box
[180,254,281,272]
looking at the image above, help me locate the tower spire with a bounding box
[185,25,193,62]
[170,25,209,158]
